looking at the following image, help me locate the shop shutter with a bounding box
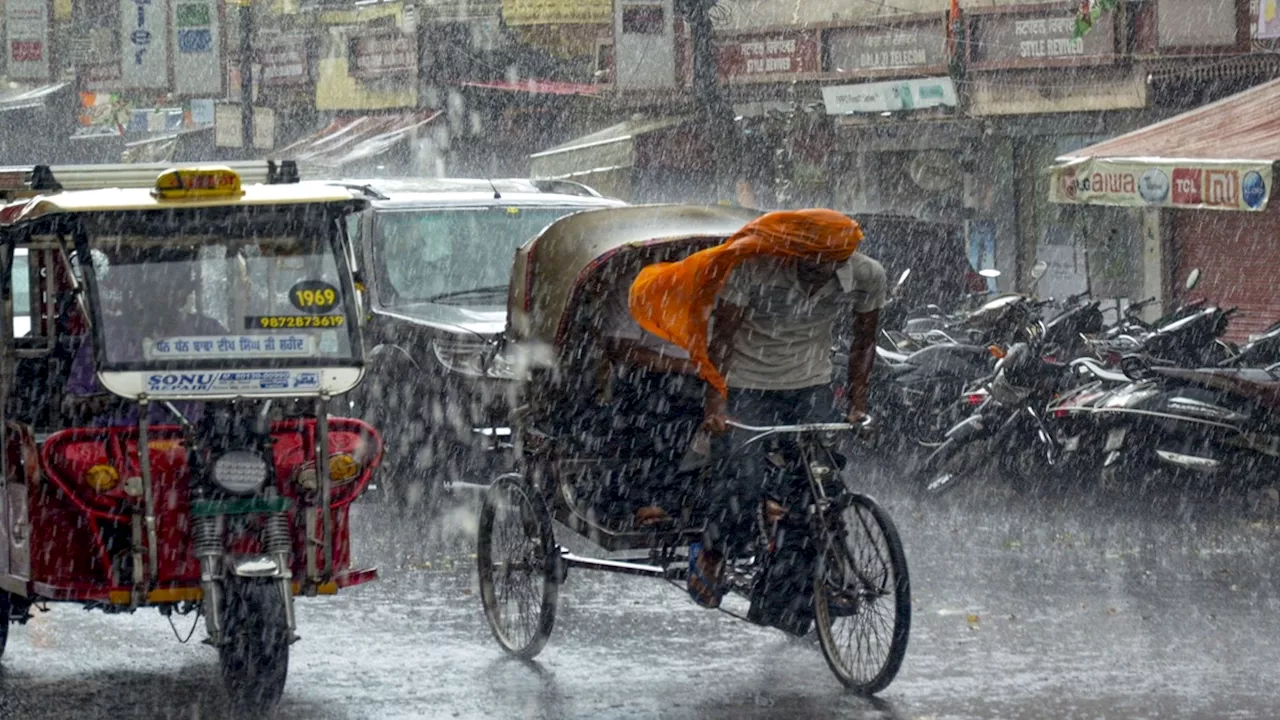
[1174,206,1280,341]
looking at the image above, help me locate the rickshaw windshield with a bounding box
[77,210,361,372]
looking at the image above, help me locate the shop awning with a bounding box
[462,80,600,96]
[529,116,689,181]
[1049,77,1280,212]
[276,111,442,176]
[0,83,72,113]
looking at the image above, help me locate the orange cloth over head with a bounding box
[628,209,864,396]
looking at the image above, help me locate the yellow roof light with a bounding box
[153,166,244,200]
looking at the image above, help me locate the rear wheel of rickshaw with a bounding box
[813,493,911,695]
[219,579,290,715]
[477,473,559,659]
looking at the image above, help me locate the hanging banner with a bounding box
[821,76,957,115]
[6,0,53,81]
[1050,158,1273,212]
[121,0,170,89]
[171,0,221,95]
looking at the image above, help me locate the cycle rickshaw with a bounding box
[0,164,383,712]
[476,205,911,694]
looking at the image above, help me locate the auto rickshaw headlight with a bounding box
[211,451,269,495]
[84,464,120,493]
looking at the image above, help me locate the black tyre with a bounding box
[477,473,559,659]
[813,493,911,694]
[0,591,10,660]
[219,579,291,716]
[916,436,991,496]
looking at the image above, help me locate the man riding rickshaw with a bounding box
[0,164,383,714]
[476,205,911,695]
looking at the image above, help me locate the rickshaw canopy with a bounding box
[507,204,760,348]
[0,166,372,401]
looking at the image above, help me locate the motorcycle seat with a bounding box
[1070,357,1130,384]
[876,346,912,364]
[1151,366,1280,411]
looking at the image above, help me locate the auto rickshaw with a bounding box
[0,164,383,712]
[476,205,912,694]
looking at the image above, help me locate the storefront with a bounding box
[1049,77,1280,340]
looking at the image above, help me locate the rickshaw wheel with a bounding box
[477,473,559,659]
[812,493,911,695]
[0,592,10,660]
[219,579,290,715]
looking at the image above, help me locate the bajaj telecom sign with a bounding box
[121,0,170,89]
[821,77,957,114]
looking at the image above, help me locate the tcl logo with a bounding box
[1172,169,1201,205]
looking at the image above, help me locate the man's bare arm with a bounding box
[845,308,880,421]
[704,301,746,431]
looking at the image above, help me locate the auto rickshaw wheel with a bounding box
[477,473,559,659]
[813,493,911,695]
[219,579,290,715]
[0,591,10,660]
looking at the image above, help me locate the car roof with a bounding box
[5,182,365,226]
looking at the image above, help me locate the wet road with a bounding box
[3,462,1280,720]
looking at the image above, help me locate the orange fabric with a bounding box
[628,209,864,396]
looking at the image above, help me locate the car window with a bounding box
[373,207,583,305]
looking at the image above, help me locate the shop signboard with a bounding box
[826,20,946,74]
[261,35,309,87]
[121,0,170,89]
[349,30,416,79]
[821,76,957,114]
[1051,158,1273,212]
[501,0,611,26]
[715,31,818,79]
[971,9,1115,67]
[6,0,52,81]
[171,0,221,96]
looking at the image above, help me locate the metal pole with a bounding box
[239,0,254,158]
[679,0,738,203]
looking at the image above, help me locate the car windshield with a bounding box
[80,213,359,370]
[372,207,583,306]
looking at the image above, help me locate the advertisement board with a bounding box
[822,77,957,114]
[1050,158,1273,212]
[121,0,170,89]
[171,0,221,95]
[6,0,52,81]
[715,32,818,80]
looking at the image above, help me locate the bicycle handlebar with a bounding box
[725,419,871,434]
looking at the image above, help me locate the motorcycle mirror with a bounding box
[1185,267,1202,291]
[979,268,1001,279]
[1031,260,1049,280]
